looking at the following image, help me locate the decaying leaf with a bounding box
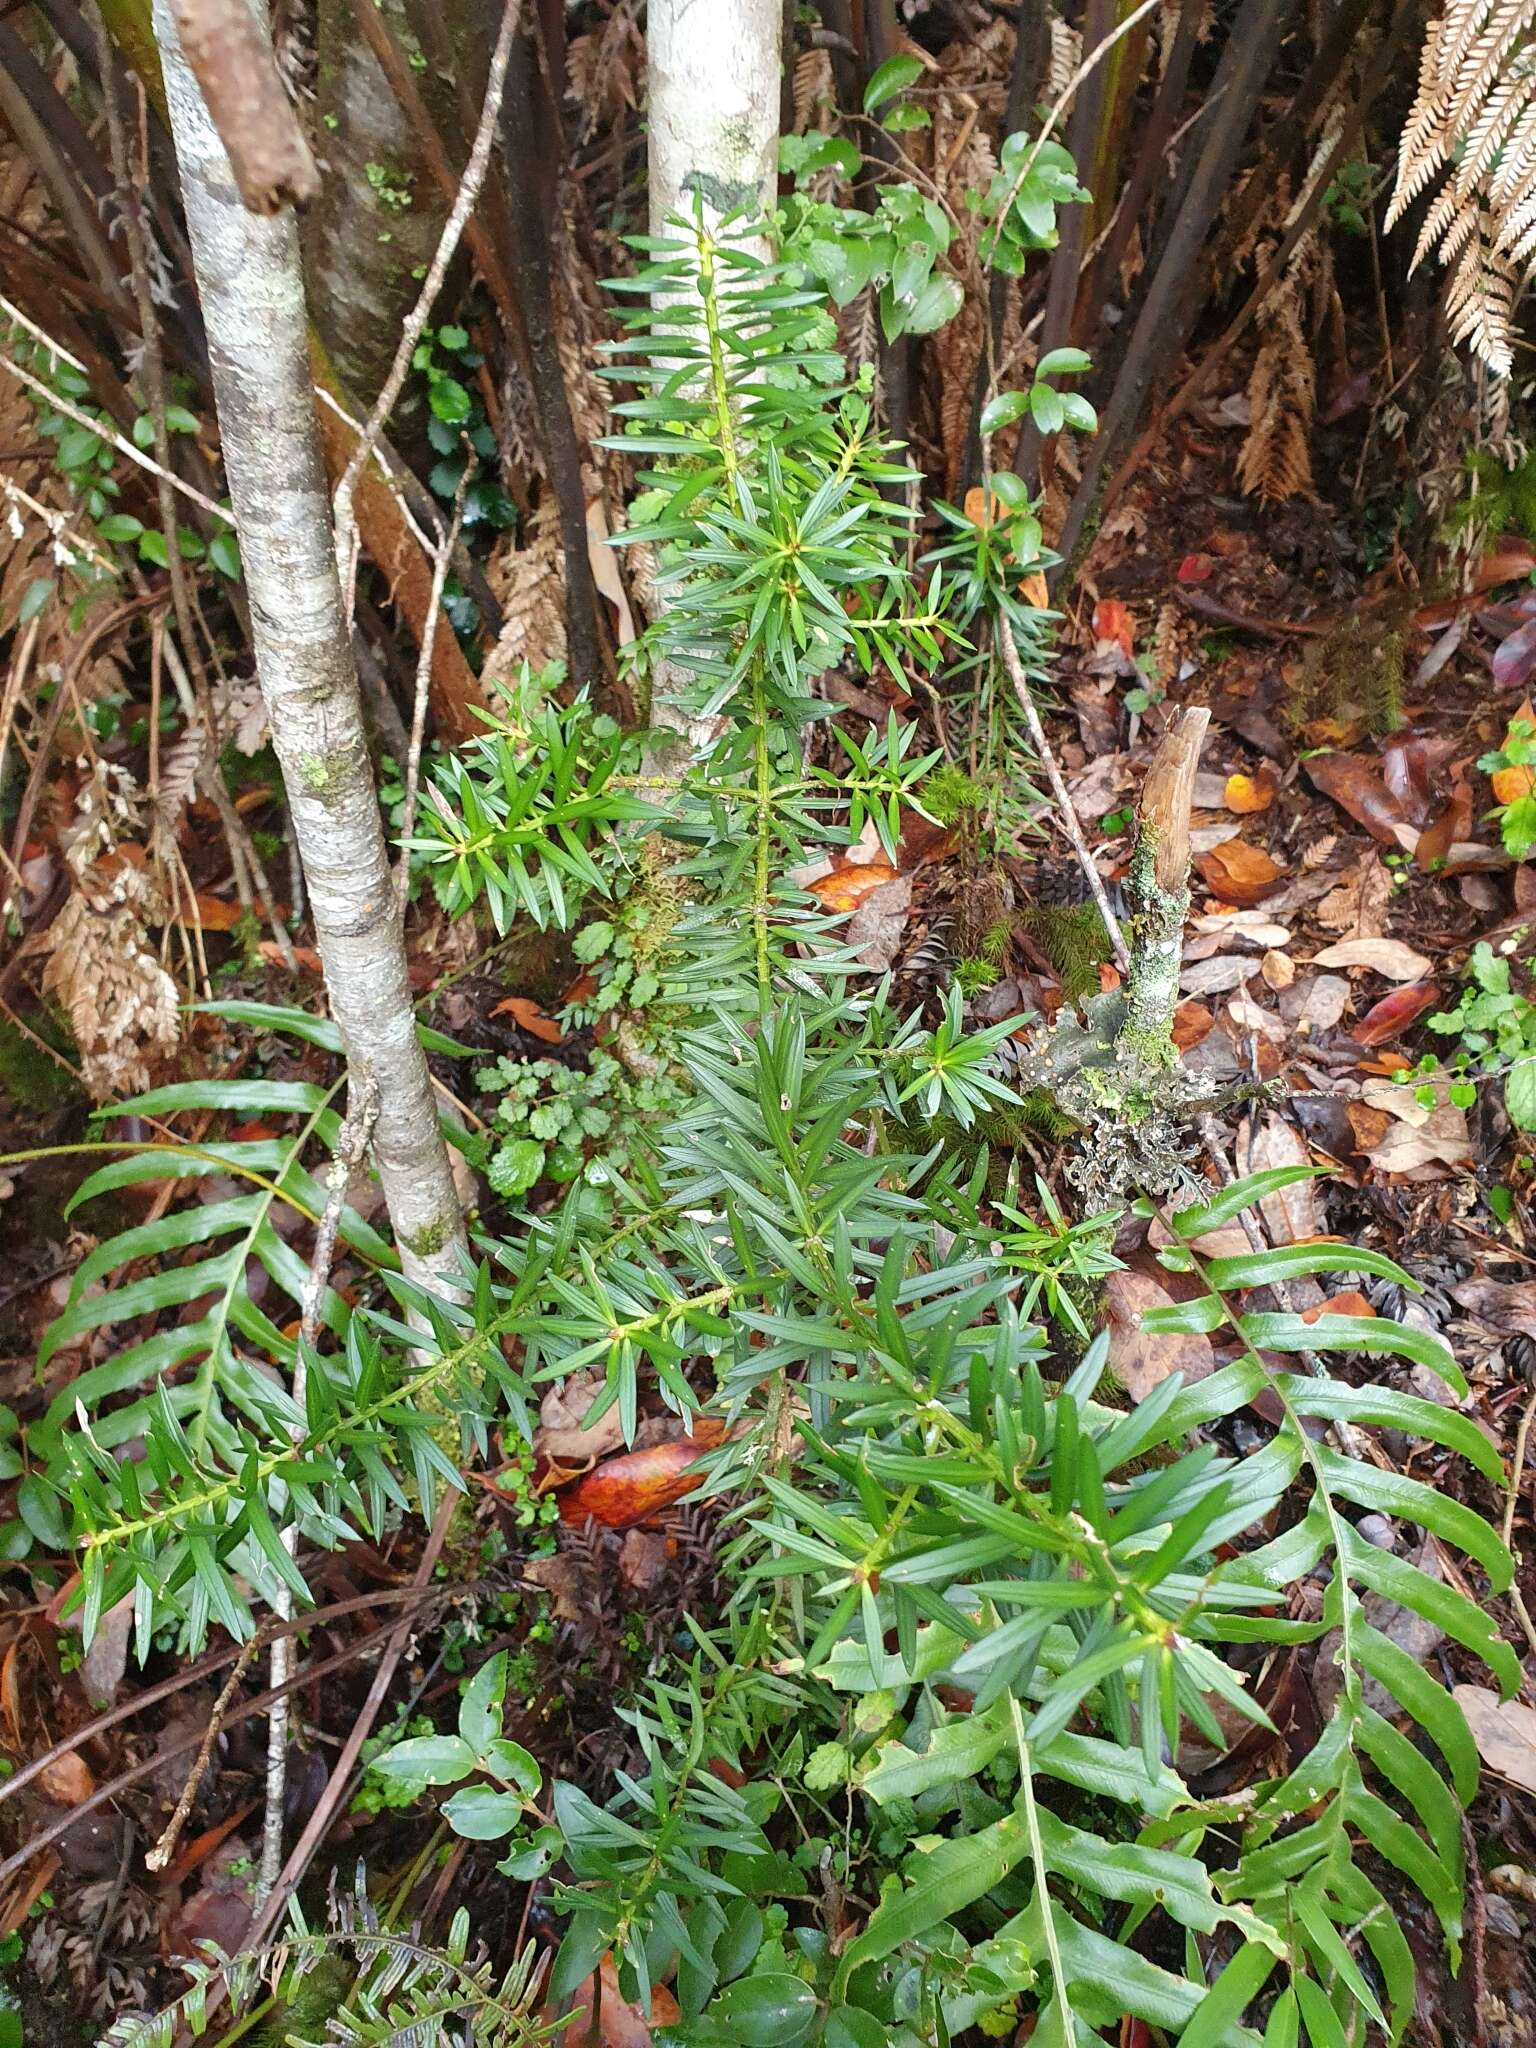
[1311,937,1433,981]
[803,858,900,914]
[536,1369,626,1466]
[1492,698,1536,807]
[1304,754,1411,846]
[1105,1269,1215,1403]
[1453,1686,1536,1797]
[1236,1116,1320,1243]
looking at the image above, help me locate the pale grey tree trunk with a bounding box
[644,0,781,751]
[152,0,467,1292]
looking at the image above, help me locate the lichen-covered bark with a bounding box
[152,0,467,1293]
[304,0,448,421]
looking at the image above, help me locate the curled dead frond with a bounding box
[1237,262,1316,502]
[1387,0,1536,374]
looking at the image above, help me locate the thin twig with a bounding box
[145,1630,266,1872]
[0,1585,451,1817]
[995,611,1129,969]
[255,1072,381,1907]
[333,0,521,620]
[0,293,224,521]
[245,1487,459,1952]
[1502,1382,1536,1551]
[0,1584,468,1892]
[396,461,472,907]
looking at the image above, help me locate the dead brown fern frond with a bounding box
[1387,0,1536,375]
[1237,267,1316,502]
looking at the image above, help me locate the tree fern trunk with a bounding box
[151,0,467,1291]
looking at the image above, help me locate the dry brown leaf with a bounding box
[1224,770,1277,815]
[1261,949,1295,990]
[1367,1093,1472,1173]
[844,873,912,971]
[1238,1117,1319,1243]
[1293,974,1351,1034]
[1304,754,1410,846]
[536,1369,626,1466]
[1311,937,1432,981]
[1301,1290,1374,1322]
[555,1956,682,2046]
[1105,1269,1215,1403]
[1453,1686,1536,1796]
[1194,839,1285,905]
[40,1750,94,1806]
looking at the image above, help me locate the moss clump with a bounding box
[1290,606,1407,736]
[0,1014,81,1113]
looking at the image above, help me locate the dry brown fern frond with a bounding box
[485,504,567,681]
[1047,16,1081,103]
[1387,0,1536,374]
[1237,267,1316,502]
[793,47,833,132]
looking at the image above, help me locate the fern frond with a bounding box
[1389,0,1536,372]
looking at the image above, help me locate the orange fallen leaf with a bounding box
[1302,1291,1375,1323]
[558,1422,730,1530]
[492,995,564,1044]
[963,486,1003,528]
[1093,598,1135,660]
[1414,783,1474,870]
[187,892,245,931]
[1492,698,1536,808]
[1018,570,1050,608]
[1223,770,1276,816]
[804,858,899,914]
[259,940,323,974]
[1193,839,1285,905]
[1171,1000,1214,1051]
[161,1800,260,1886]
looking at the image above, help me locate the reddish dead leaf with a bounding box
[1474,544,1536,591]
[1093,598,1135,659]
[1223,769,1276,815]
[186,892,245,932]
[1193,839,1285,905]
[1176,553,1214,584]
[1492,699,1536,806]
[40,1750,94,1806]
[1352,980,1441,1046]
[1303,753,1410,845]
[804,858,899,914]
[1018,570,1050,608]
[1172,999,1213,1051]
[492,995,564,1044]
[1302,1290,1374,1323]
[558,1422,730,1530]
[564,968,599,1007]
[963,486,1003,528]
